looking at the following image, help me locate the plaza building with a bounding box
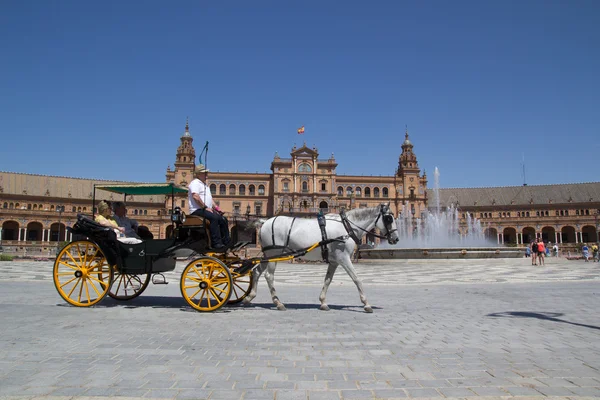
[1,121,599,257]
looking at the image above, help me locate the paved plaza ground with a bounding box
[1,256,600,400]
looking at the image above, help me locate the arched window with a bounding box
[144,210,147,215]
[373,187,380,197]
[249,185,256,196]
[33,204,37,210]
[337,186,343,196]
[229,184,236,195]
[27,204,31,210]
[210,184,217,195]
[83,207,87,212]
[39,204,43,209]
[302,181,308,192]
[15,203,20,208]
[258,185,265,195]
[72,206,76,212]
[239,184,246,195]
[134,210,138,215]
[77,207,82,212]
[3,202,8,209]
[364,187,371,197]
[355,187,362,197]
[319,201,328,210]
[382,187,389,198]
[346,186,353,196]
[298,163,312,172]
[219,184,226,195]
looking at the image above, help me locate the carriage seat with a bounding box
[182,215,209,227]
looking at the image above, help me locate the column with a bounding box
[575,231,579,243]
[555,231,559,244]
[23,228,27,242]
[18,228,21,242]
[497,233,501,245]
[0,228,2,242]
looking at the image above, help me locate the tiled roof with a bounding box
[0,172,164,203]
[429,182,600,208]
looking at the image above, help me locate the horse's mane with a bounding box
[344,206,379,221]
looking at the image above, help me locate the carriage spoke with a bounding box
[211,286,227,295]
[188,287,202,299]
[66,250,82,268]
[66,278,81,296]
[59,260,80,271]
[88,279,102,297]
[77,278,84,302]
[84,279,91,303]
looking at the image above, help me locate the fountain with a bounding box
[360,168,523,259]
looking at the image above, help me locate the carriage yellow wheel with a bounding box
[109,272,151,300]
[228,268,253,304]
[53,241,113,307]
[180,256,232,312]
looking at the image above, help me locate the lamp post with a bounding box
[595,210,599,243]
[56,205,65,251]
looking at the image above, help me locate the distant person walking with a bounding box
[553,243,559,257]
[592,243,599,262]
[525,246,531,258]
[582,243,590,262]
[537,238,546,266]
[530,241,538,265]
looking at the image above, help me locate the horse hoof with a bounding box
[364,306,373,313]
[319,304,330,311]
[242,298,252,305]
[276,303,287,311]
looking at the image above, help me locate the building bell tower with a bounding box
[166,119,196,188]
[394,128,428,217]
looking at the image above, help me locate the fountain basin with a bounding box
[359,247,524,259]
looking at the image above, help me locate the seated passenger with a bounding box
[188,164,231,250]
[95,201,142,244]
[112,202,154,240]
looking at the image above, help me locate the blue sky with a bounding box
[1,0,598,188]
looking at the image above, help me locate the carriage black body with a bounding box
[52,183,253,312]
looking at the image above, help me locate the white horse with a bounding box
[243,203,399,313]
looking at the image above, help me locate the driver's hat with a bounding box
[195,164,210,173]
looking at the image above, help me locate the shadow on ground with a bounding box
[487,311,600,330]
[57,296,379,313]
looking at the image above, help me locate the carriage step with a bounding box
[235,259,256,275]
[230,241,251,252]
[152,273,169,285]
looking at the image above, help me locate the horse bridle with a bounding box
[340,204,397,242]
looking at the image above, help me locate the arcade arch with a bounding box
[26,222,43,241]
[2,221,19,241]
[502,227,516,244]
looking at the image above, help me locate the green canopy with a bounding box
[95,183,188,196]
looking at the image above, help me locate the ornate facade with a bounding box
[1,121,599,257]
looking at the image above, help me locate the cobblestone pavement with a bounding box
[1,257,600,400]
[2,257,599,286]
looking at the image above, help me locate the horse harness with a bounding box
[264,205,396,263]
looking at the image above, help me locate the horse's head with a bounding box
[376,203,399,245]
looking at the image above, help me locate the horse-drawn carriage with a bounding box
[52,183,253,312]
[53,182,400,313]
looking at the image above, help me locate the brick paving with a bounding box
[0,257,599,399]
